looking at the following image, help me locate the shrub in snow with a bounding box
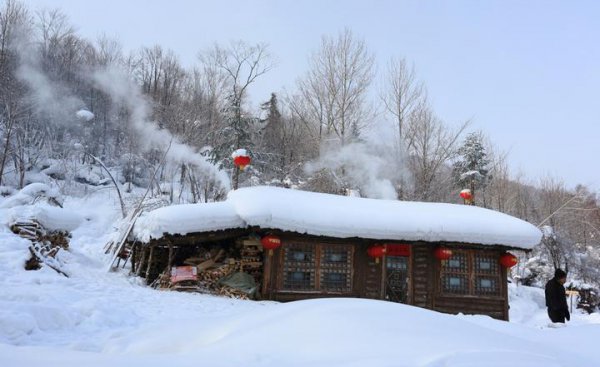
[0,183,63,209]
[76,109,95,121]
[0,186,16,197]
[119,153,152,187]
[74,164,109,186]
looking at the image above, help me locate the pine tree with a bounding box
[258,93,284,177]
[207,94,256,169]
[452,131,491,204]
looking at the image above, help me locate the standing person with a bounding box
[545,269,570,323]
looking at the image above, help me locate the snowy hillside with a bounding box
[0,187,598,367]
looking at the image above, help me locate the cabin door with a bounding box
[385,256,409,303]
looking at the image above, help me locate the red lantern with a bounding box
[367,245,386,264]
[434,247,453,260]
[261,234,281,256]
[233,155,251,170]
[500,253,518,268]
[460,189,473,201]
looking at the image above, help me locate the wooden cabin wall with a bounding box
[264,237,374,301]
[411,245,434,310]
[430,247,509,321]
[137,230,511,321]
[362,245,383,299]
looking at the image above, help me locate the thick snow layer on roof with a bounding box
[134,202,244,243]
[133,186,542,249]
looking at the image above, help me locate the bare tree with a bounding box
[199,40,273,189]
[380,57,424,145]
[292,29,375,145]
[405,101,469,201]
[0,0,32,186]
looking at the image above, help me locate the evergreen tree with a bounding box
[258,93,284,176]
[452,131,491,204]
[207,94,256,169]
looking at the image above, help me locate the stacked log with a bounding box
[10,220,70,276]
[240,241,263,287]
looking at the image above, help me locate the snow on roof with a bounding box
[133,186,542,249]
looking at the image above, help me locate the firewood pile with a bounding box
[156,240,264,300]
[10,220,70,277]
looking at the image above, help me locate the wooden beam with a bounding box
[136,246,147,277]
[145,246,155,280]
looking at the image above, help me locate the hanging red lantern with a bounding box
[434,247,453,260]
[499,253,518,268]
[232,149,251,170]
[367,245,386,264]
[460,189,473,201]
[261,234,281,256]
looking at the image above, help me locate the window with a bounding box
[439,250,502,297]
[441,251,469,295]
[474,254,501,296]
[320,245,353,292]
[282,243,353,293]
[282,244,315,290]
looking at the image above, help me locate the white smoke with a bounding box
[91,67,229,189]
[12,27,229,191]
[305,141,400,200]
[15,36,84,124]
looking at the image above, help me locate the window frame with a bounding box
[438,249,503,298]
[279,241,354,294]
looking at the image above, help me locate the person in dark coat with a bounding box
[545,268,570,323]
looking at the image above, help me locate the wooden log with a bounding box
[131,242,137,274]
[145,246,155,280]
[136,246,147,277]
[183,257,206,265]
[28,246,68,277]
[196,259,216,272]
[167,241,174,271]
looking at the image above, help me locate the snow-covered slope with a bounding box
[134,186,542,249]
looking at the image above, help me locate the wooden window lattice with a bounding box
[441,251,469,295]
[473,254,501,296]
[440,250,502,297]
[282,243,353,293]
[282,244,315,290]
[320,245,353,292]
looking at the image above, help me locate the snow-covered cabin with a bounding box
[131,186,542,320]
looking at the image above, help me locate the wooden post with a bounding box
[145,246,155,281]
[167,241,174,273]
[263,250,272,299]
[233,166,240,190]
[136,246,147,277]
[130,242,137,274]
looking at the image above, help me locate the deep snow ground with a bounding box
[1,187,599,367]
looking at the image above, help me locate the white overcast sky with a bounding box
[20,0,600,190]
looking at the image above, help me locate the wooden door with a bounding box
[385,256,410,303]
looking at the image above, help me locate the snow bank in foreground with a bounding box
[134,186,542,249]
[1,291,599,367]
